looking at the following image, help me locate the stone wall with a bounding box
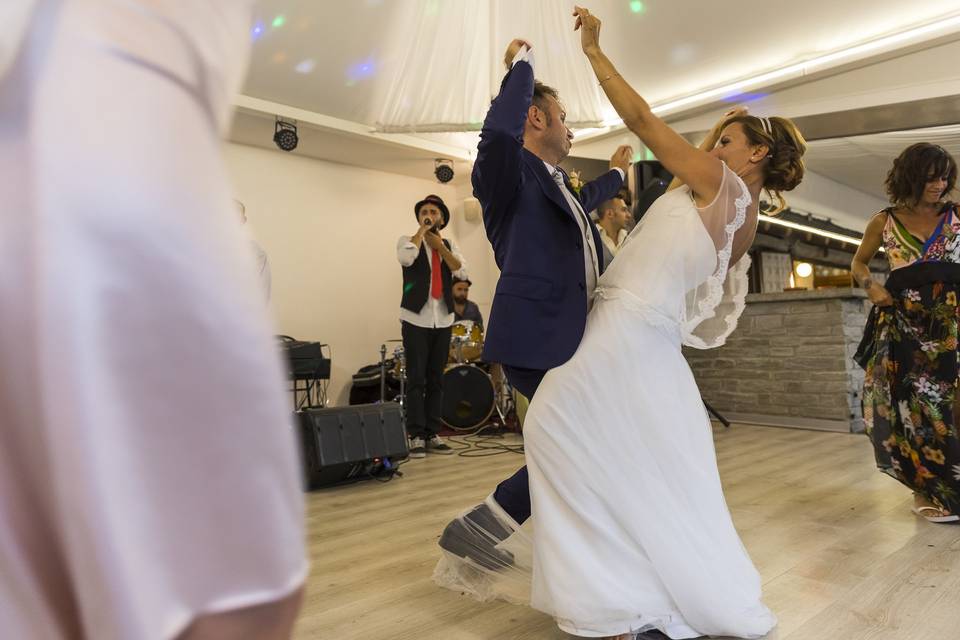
[683,289,871,432]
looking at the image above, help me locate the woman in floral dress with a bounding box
[853,142,960,522]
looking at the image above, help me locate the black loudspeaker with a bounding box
[297,403,408,489]
[633,160,673,219]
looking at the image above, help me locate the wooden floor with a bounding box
[293,425,960,639]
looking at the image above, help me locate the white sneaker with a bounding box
[426,435,454,454]
[408,437,426,458]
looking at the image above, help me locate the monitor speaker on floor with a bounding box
[297,402,408,489]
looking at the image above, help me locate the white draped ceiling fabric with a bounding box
[374,0,608,133]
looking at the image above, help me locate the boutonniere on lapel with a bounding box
[567,170,583,196]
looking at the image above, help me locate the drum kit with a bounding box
[378,320,516,431]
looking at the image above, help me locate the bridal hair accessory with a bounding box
[759,117,773,137]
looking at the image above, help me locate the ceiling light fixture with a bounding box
[759,214,864,245]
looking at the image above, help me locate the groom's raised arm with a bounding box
[471,43,535,212]
[578,170,623,213]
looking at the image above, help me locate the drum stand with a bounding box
[379,343,406,414]
[491,375,516,432]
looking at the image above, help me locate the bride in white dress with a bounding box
[435,7,808,639]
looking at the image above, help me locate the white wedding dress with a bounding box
[435,164,775,639]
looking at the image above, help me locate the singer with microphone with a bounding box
[396,195,467,458]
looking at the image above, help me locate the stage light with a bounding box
[795,262,813,278]
[435,159,454,183]
[274,119,298,152]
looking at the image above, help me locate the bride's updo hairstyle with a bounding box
[723,114,807,214]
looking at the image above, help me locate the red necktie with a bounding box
[430,249,442,299]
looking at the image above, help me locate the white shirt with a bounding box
[598,225,628,258]
[544,159,602,304]
[397,235,467,328]
[511,47,624,306]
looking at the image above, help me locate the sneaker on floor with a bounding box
[408,437,426,458]
[426,435,454,454]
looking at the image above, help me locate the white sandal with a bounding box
[911,505,960,523]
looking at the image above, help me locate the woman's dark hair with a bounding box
[885,143,957,206]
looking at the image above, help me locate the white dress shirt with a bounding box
[599,225,629,258]
[544,160,602,304]
[397,235,467,328]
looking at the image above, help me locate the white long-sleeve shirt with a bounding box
[396,235,467,328]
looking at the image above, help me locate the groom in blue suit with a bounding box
[440,38,630,565]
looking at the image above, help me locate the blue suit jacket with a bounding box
[474,60,624,371]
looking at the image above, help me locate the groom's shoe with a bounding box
[438,503,515,571]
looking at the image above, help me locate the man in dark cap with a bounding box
[396,194,466,458]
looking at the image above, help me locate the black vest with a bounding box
[401,240,454,313]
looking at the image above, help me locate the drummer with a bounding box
[452,277,484,331]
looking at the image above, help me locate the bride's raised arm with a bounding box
[573,6,723,205]
[667,107,749,192]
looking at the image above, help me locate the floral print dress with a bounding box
[856,204,960,513]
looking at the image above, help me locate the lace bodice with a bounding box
[596,164,755,348]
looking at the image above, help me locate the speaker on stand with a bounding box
[633,160,673,220]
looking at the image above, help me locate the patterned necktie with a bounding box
[430,249,442,299]
[551,168,568,192]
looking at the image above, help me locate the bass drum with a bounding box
[441,364,495,430]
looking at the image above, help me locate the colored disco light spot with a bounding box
[295,59,316,74]
[632,151,643,163]
[272,15,286,28]
[346,58,377,83]
[629,1,645,13]
[404,282,415,293]
[251,21,265,41]
[272,51,288,64]
[721,91,769,104]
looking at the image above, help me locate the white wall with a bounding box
[225,142,489,406]
[446,183,497,321]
